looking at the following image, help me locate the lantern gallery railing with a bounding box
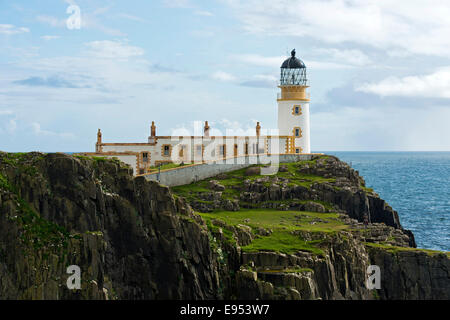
[277,92,310,100]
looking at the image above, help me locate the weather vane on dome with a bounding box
[291,49,296,57]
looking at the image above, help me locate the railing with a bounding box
[277,92,310,100]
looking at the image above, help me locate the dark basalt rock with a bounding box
[0,152,221,299]
[0,152,446,300]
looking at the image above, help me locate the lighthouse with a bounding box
[277,49,311,154]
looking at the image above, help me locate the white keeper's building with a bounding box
[79,49,312,175]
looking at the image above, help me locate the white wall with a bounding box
[277,100,311,153]
[144,154,315,186]
[99,136,297,175]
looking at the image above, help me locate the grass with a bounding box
[149,162,187,172]
[74,155,131,169]
[0,173,13,192]
[198,208,349,256]
[17,197,70,251]
[259,267,314,274]
[170,157,336,205]
[362,186,374,193]
[0,159,70,254]
[242,231,324,255]
[365,242,450,258]
[0,152,28,166]
[170,156,349,256]
[0,153,41,177]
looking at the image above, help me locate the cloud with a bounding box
[314,48,372,66]
[13,76,85,88]
[117,13,147,23]
[84,40,145,59]
[0,111,17,134]
[240,74,277,88]
[190,29,214,37]
[32,122,75,139]
[233,53,357,70]
[212,71,236,82]
[232,54,283,68]
[41,35,60,41]
[312,105,450,151]
[150,64,181,73]
[356,67,450,98]
[163,0,191,8]
[0,24,29,35]
[224,0,450,57]
[0,110,14,116]
[36,15,65,27]
[37,9,125,36]
[195,10,214,16]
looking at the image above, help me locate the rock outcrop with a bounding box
[0,152,220,299]
[0,152,448,300]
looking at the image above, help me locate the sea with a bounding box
[324,152,450,252]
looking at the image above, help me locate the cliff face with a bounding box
[0,152,448,299]
[0,152,219,299]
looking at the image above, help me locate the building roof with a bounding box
[281,49,306,69]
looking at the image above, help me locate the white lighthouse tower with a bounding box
[277,49,311,154]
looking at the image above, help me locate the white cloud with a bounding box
[0,24,29,35]
[163,0,191,8]
[0,110,17,134]
[232,54,283,68]
[356,67,450,98]
[32,122,75,139]
[41,35,60,41]
[117,13,146,23]
[195,10,214,16]
[190,29,214,37]
[253,74,277,82]
[314,48,372,66]
[84,40,145,59]
[233,53,356,70]
[225,0,450,57]
[212,71,236,82]
[312,105,450,151]
[7,119,17,134]
[36,15,65,27]
[37,9,125,36]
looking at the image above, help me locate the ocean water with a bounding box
[323,152,450,252]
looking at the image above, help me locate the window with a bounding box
[245,143,249,155]
[195,145,203,157]
[292,105,302,115]
[295,148,300,154]
[293,127,302,138]
[179,144,187,157]
[218,144,226,156]
[142,152,148,163]
[162,145,171,157]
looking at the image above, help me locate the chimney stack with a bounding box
[204,121,210,137]
[256,122,261,136]
[151,121,156,137]
[96,129,102,152]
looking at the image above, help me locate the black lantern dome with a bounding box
[280,49,308,86]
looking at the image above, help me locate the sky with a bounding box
[1,0,450,152]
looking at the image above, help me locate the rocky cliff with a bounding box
[0,152,448,299]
